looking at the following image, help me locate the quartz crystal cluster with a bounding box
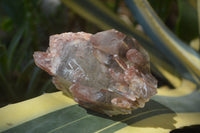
[33,29,157,116]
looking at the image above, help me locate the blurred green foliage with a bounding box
[0,0,55,106]
[149,0,198,43]
[0,0,101,106]
[176,0,198,42]
[0,0,199,107]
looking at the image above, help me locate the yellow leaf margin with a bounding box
[0,82,198,133]
[0,91,76,132]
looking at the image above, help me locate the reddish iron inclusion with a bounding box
[33,29,157,116]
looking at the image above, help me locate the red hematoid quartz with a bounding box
[33,29,157,116]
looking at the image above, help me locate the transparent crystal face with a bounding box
[33,29,157,116]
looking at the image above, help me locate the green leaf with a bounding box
[14,35,32,71]
[148,0,173,21]
[1,102,174,133]
[15,60,34,92]
[7,26,25,72]
[124,0,200,83]
[0,82,200,132]
[25,67,41,98]
[176,0,198,42]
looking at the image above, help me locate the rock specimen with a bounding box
[33,29,157,116]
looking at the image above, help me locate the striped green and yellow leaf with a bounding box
[0,79,199,132]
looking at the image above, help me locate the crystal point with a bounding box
[33,29,157,116]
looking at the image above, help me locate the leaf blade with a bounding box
[124,0,200,83]
[7,26,25,72]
